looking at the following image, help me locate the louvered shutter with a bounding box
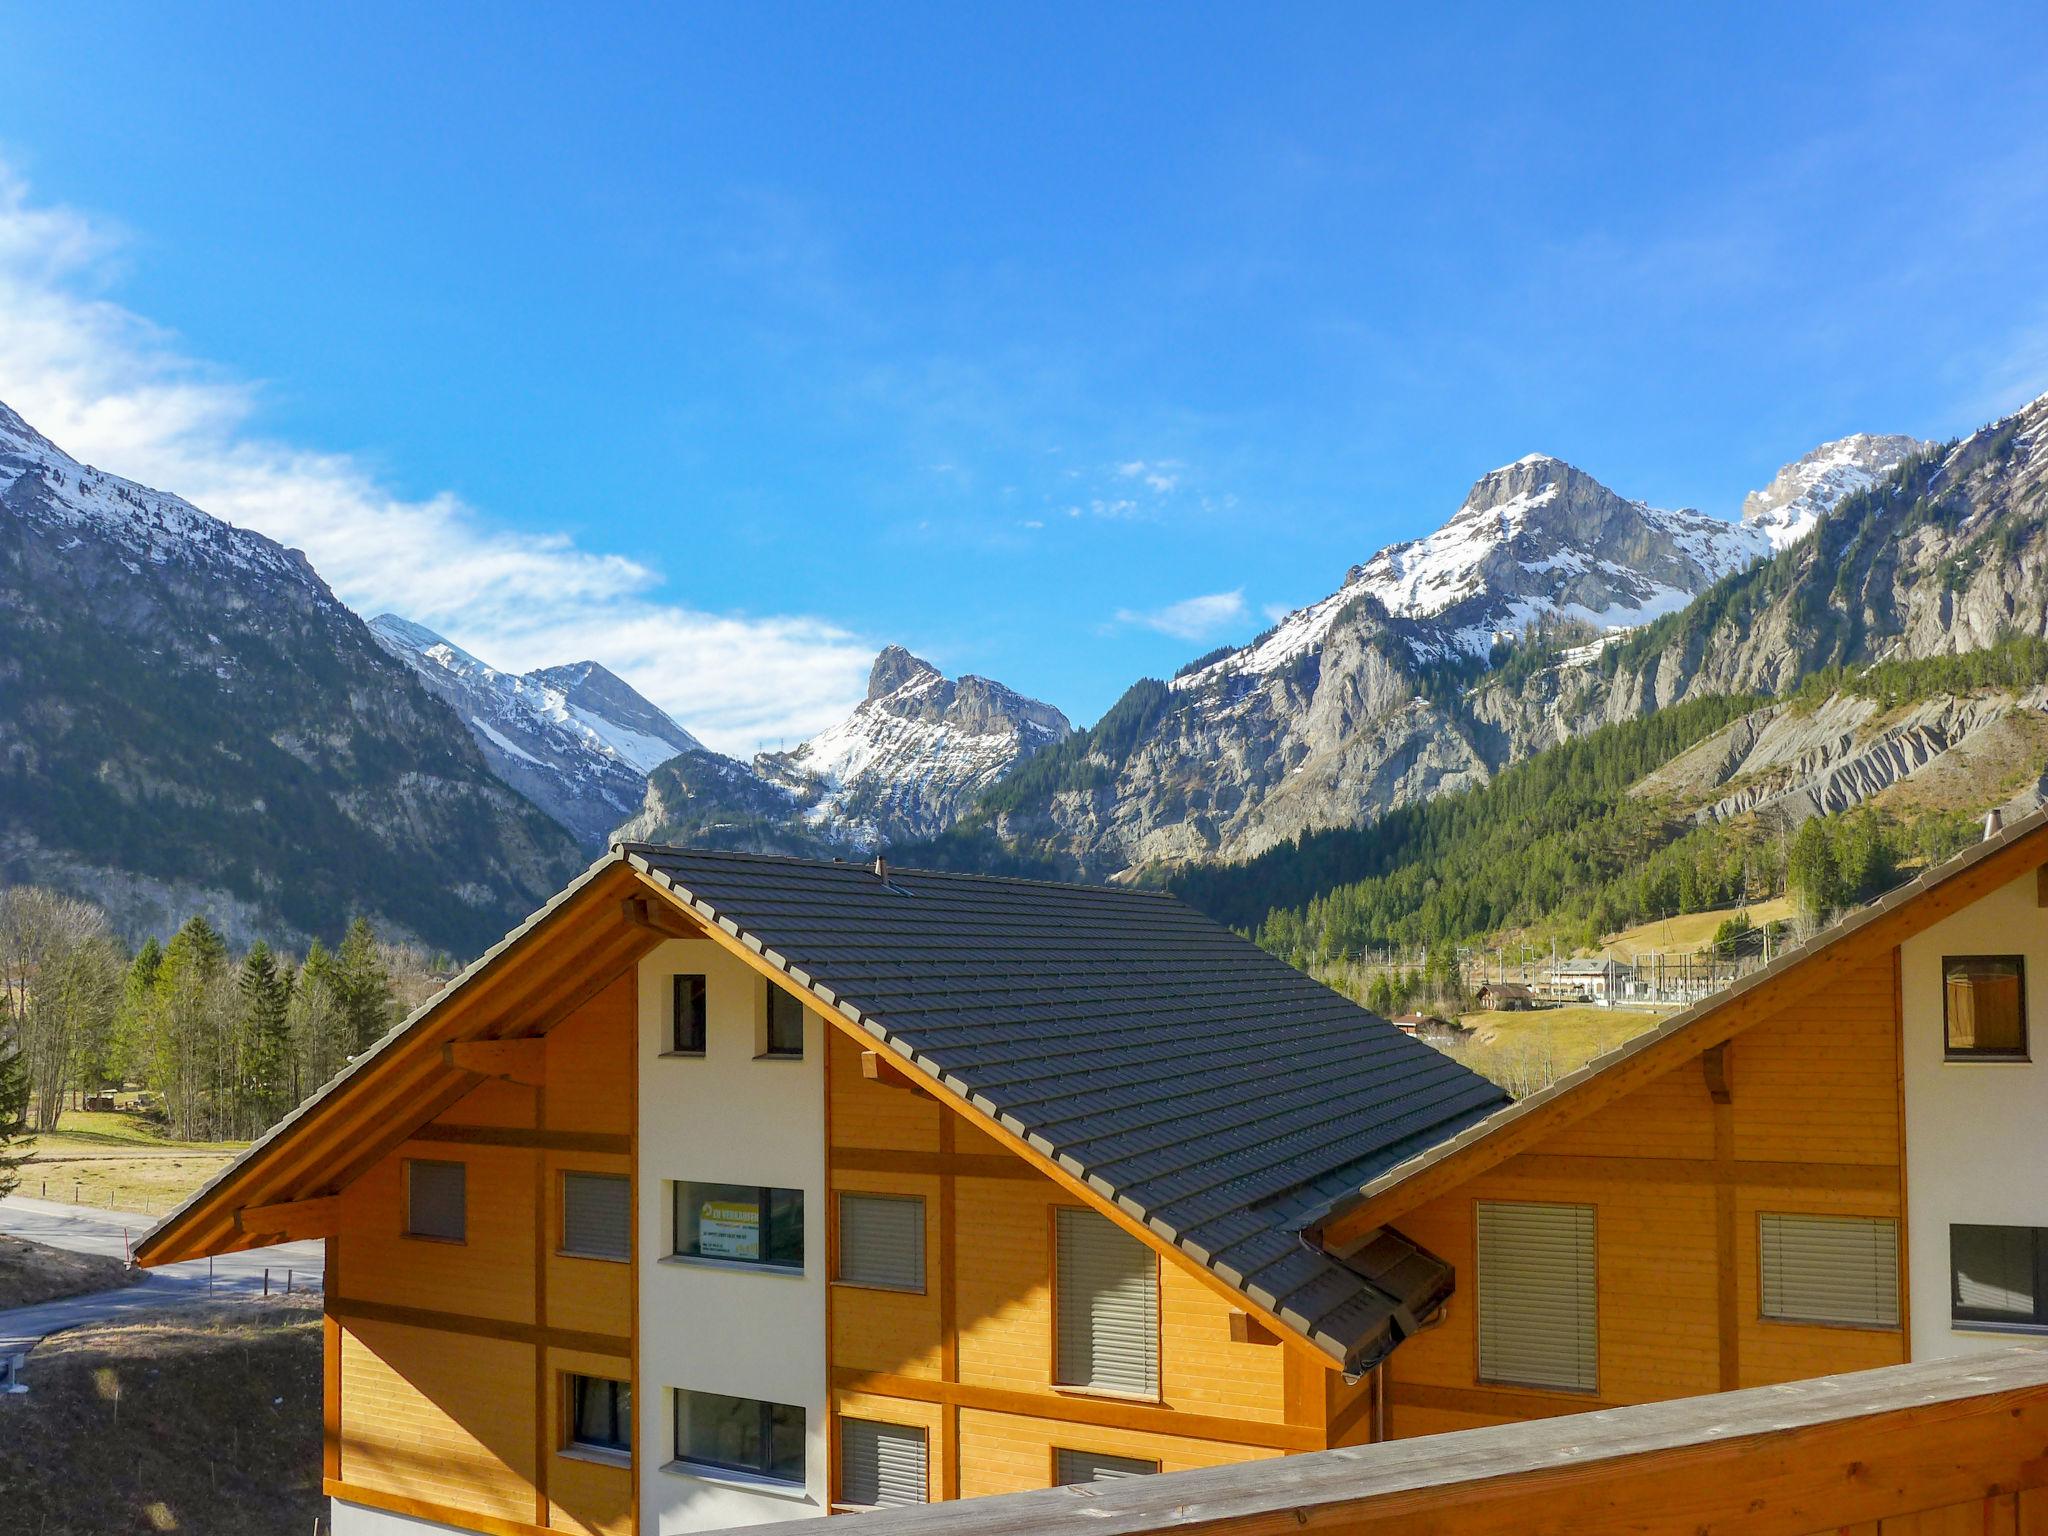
[1055,1208,1159,1396]
[839,1418,927,1507]
[406,1160,466,1241]
[1759,1213,1898,1327]
[562,1173,632,1261]
[1476,1201,1597,1392]
[1054,1449,1158,1484]
[839,1194,924,1290]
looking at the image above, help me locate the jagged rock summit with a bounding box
[1740,433,1934,549]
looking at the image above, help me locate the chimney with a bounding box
[872,856,888,883]
[1984,809,2005,841]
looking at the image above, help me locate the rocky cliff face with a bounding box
[0,401,583,953]
[967,437,1946,876]
[370,615,702,849]
[615,646,1072,854]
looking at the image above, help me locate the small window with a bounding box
[1952,1224,2048,1328]
[567,1374,631,1458]
[1054,1448,1158,1485]
[837,1193,924,1292]
[1476,1200,1597,1393]
[839,1418,927,1507]
[764,982,805,1057]
[674,1389,805,1484]
[672,974,708,1054]
[404,1159,466,1242]
[1944,956,2027,1058]
[1759,1213,1898,1328]
[1053,1208,1159,1397]
[673,1181,803,1270]
[562,1172,632,1261]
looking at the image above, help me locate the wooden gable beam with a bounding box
[443,1037,547,1085]
[862,1049,923,1091]
[236,1194,340,1242]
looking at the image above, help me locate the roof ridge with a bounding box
[619,840,1181,900]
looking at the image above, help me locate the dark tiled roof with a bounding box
[622,845,1509,1368]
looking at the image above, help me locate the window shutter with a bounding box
[839,1418,927,1507]
[1476,1201,1596,1392]
[1054,1449,1158,1484]
[839,1194,924,1290]
[406,1160,466,1241]
[1759,1213,1898,1327]
[1055,1208,1158,1396]
[562,1172,632,1261]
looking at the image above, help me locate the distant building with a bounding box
[1547,955,1637,1003]
[1475,981,1535,1010]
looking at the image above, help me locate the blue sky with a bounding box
[2,4,2046,749]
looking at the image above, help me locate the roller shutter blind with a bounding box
[405,1159,466,1241]
[839,1418,927,1507]
[838,1194,924,1291]
[1759,1213,1898,1327]
[1054,1208,1158,1396]
[1054,1448,1158,1484]
[1476,1200,1596,1393]
[562,1172,632,1261]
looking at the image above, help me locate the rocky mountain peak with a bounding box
[1740,433,1930,550]
[867,645,943,701]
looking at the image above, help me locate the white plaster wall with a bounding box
[637,937,829,1531]
[329,1499,470,1535]
[1901,866,2048,1360]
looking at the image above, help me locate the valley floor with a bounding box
[18,1110,245,1218]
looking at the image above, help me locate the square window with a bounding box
[672,1181,803,1270]
[404,1159,466,1242]
[1944,956,2026,1058]
[561,1171,631,1262]
[672,974,708,1054]
[567,1374,631,1458]
[836,1193,925,1292]
[674,1389,804,1484]
[1952,1223,2048,1327]
[764,983,805,1057]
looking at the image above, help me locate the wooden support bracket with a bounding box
[442,1037,547,1086]
[621,894,699,941]
[2036,862,2048,908]
[1702,1042,1733,1105]
[862,1049,922,1092]
[236,1194,340,1241]
[1229,1311,1281,1346]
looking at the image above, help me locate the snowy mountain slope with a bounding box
[0,399,581,951]
[1740,433,1932,549]
[370,615,702,849]
[617,647,1073,853]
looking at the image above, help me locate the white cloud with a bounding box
[1114,456,1182,494]
[1114,589,1248,642]
[0,164,873,756]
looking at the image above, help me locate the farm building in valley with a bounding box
[134,807,2048,1534]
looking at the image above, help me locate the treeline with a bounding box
[1785,632,2048,713]
[0,887,449,1192]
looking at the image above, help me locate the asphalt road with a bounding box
[0,1194,323,1360]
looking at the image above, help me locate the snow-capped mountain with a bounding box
[757,646,1072,845]
[370,615,703,849]
[0,399,580,950]
[976,439,1929,876]
[1740,433,1932,549]
[616,647,1072,853]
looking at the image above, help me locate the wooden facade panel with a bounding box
[953,1175,1056,1393]
[340,1321,536,1522]
[1734,961,1898,1167]
[954,1406,1276,1500]
[1877,1496,2018,1535]
[544,1150,634,1339]
[339,1139,537,1324]
[831,1165,947,1380]
[544,975,636,1136]
[545,1346,634,1536]
[1536,1067,1713,1160]
[435,1076,542,1129]
[1159,1262,1288,1425]
[830,1031,944,1152]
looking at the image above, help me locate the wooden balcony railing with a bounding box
[803,1349,2048,1536]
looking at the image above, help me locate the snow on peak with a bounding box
[1740,433,1930,550]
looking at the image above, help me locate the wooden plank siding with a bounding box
[825,1030,1313,1504]
[1382,952,1906,1437]
[330,969,636,1535]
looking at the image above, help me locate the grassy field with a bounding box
[0,1298,322,1535]
[1445,1004,1669,1097]
[1601,897,1796,961]
[0,1232,139,1310]
[16,1109,246,1216]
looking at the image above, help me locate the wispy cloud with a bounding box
[1115,457,1182,494]
[1114,589,1248,642]
[0,164,873,756]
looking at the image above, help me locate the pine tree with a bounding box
[335,917,395,1054]
[236,943,294,1137]
[152,916,231,1139]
